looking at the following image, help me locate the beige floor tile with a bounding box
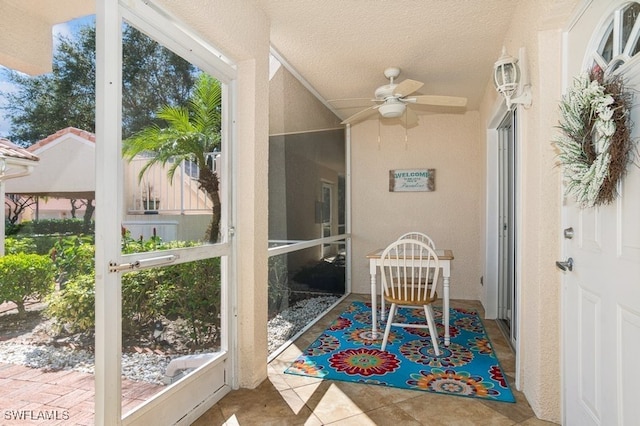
[292,381,367,424]
[328,403,423,425]
[517,416,559,425]
[396,392,515,426]
[190,405,227,425]
[480,386,536,423]
[192,295,545,425]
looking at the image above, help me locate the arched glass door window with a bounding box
[591,2,640,74]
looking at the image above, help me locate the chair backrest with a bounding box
[397,232,436,250]
[380,239,440,302]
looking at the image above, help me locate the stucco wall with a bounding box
[351,112,483,301]
[269,64,342,135]
[477,0,579,422]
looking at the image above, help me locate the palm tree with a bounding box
[123,73,222,243]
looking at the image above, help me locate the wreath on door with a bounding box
[554,67,634,208]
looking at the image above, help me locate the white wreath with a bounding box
[554,73,617,208]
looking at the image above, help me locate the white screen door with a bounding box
[94,1,236,424]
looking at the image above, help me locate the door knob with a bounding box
[555,257,573,272]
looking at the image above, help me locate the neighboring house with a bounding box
[4,127,95,222]
[0,137,39,255]
[4,127,213,240]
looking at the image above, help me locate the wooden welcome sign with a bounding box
[389,168,435,192]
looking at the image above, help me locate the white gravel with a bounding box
[0,342,172,384]
[267,295,339,354]
[0,295,339,385]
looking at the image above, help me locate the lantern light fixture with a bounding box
[493,46,532,110]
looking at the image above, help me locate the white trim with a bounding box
[513,107,524,392]
[268,234,349,257]
[484,98,509,320]
[94,1,124,424]
[120,0,236,83]
[269,126,344,137]
[345,124,352,294]
[485,99,522,392]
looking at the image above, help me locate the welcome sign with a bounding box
[389,168,435,192]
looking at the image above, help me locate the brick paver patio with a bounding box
[0,363,163,425]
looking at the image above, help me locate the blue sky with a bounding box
[0,15,94,139]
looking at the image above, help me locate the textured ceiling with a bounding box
[255,0,521,119]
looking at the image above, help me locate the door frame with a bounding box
[497,110,518,348]
[94,1,238,424]
[486,99,523,389]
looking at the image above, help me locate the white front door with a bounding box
[562,2,640,424]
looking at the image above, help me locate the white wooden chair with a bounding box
[379,231,437,319]
[379,238,441,356]
[397,231,436,249]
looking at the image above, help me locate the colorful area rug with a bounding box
[285,301,515,402]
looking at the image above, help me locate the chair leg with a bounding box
[381,303,397,351]
[424,304,440,356]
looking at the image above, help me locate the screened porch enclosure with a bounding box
[267,55,348,356]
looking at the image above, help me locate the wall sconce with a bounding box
[493,47,532,110]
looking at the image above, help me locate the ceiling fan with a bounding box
[336,67,467,125]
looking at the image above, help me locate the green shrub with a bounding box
[50,236,95,282]
[46,274,95,333]
[5,220,22,236]
[4,237,38,254]
[45,236,221,348]
[19,219,93,235]
[122,257,221,346]
[0,253,55,316]
[121,267,173,334]
[164,258,221,347]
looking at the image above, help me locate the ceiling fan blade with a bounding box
[341,105,380,125]
[408,95,468,107]
[393,79,424,97]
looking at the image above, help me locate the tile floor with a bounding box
[193,294,558,426]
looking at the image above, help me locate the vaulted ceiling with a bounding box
[255,0,521,120]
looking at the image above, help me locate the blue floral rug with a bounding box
[285,301,515,402]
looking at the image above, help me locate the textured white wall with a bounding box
[477,0,579,422]
[350,112,483,300]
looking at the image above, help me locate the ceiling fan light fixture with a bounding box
[379,102,405,118]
